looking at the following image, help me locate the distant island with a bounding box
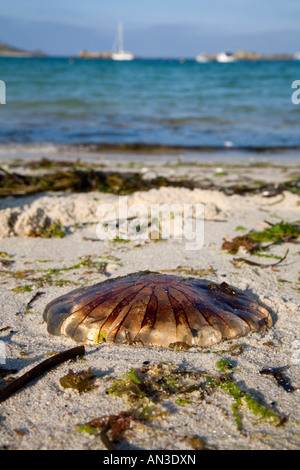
[78,50,114,59]
[0,40,47,57]
[0,40,298,61]
[78,48,298,61]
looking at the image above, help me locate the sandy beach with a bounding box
[0,148,299,450]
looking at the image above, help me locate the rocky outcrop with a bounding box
[78,50,113,59]
[233,50,263,60]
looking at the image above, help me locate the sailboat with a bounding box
[111,22,134,61]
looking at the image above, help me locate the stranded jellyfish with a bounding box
[43,272,272,348]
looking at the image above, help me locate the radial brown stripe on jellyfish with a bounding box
[43,272,273,348]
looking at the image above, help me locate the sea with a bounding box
[0,57,299,150]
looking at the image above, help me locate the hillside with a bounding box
[0,40,46,57]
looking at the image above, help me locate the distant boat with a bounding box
[216,52,237,63]
[195,53,210,63]
[112,22,134,61]
[294,52,300,61]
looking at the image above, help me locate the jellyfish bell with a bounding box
[43,272,272,349]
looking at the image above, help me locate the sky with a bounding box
[0,0,299,57]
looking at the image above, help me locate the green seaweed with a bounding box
[0,252,13,259]
[223,220,300,255]
[107,368,147,399]
[39,219,67,238]
[5,255,116,292]
[107,363,202,404]
[94,330,108,344]
[76,423,100,435]
[204,359,283,431]
[216,358,234,373]
[212,344,244,356]
[59,367,97,393]
[175,397,192,405]
[12,285,33,293]
[112,236,131,243]
[123,369,143,386]
[253,253,282,259]
[76,360,285,449]
[214,171,228,177]
[248,221,300,243]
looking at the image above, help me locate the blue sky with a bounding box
[0,1,299,56]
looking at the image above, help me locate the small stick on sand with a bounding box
[0,345,85,404]
[232,249,289,268]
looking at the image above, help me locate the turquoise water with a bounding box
[0,57,299,148]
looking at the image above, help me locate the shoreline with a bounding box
[0,143,300,170]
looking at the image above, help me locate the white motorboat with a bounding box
[216,52,237,63]
[294,52,300,61]
[195,53,210,63]
[112,22,134,61]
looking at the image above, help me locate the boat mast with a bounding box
[118,22,123,52]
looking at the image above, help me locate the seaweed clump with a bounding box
[60,367,97,393]
[222,220,300,254]
[76,360,285,449]
[1,164,299,197]
[205,359,284,431]
[77,363,205,449]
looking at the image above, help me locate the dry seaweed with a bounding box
[210,344,244,356]
[76,411,144,450]
[0,166,299,198]
[259,367,296,393]
[25,291,45,313]
[59,367,97,393]
[0,259,14,268]
[222,235,260,254]
[231,249,289,268]
[223,220,299,261]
